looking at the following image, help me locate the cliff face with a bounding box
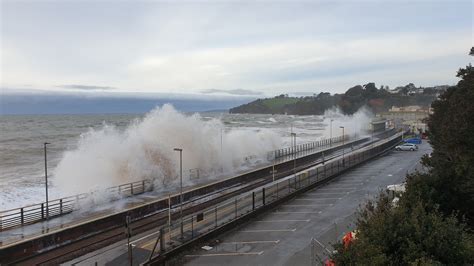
[229,83,443,115]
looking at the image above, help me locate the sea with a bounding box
[0,108,342,211]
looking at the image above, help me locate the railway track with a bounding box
[1,132,394,265]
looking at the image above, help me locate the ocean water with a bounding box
[0,105,371,210]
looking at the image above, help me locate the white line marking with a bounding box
[221,240,280,244]
[130,231,159,244]
[238,229,296,232]
[273,211,322,214]
[306,192,342,195]
[185,251,264,257]
[255,219,310,222]
[283,204,333,207]
[293,198,341,201]
[318,188,355,191]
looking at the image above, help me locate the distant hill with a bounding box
[229,83,448,115]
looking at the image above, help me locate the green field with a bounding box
[262,97,300,110]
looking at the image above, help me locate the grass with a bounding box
[262,97,300,110]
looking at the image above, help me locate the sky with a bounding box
[0,0,473,113]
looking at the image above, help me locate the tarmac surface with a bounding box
[175,141,431,266]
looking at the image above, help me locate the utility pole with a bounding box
[291,133,297,175]
[43,142,50,220]
[340,127,345,166]
[173,148,184,240]
[221,128,224,173]
[330,119,334,147]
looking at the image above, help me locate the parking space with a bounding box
[178,142,431,266]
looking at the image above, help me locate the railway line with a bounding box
[0,130,398,265]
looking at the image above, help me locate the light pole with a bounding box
[291,133,297,175]
[220,128,223,155]
[220,128,224,173]
[173,148,184,239]
[43,142,50,220]
[329,119,334,147]
[371,123,374,147]
[339,127,345,166]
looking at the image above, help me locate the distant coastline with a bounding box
[229,83,448,115]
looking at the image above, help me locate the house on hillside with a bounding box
[377,105,431,134]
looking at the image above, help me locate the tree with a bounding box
[422,49,474,225]
[332,192,474,265]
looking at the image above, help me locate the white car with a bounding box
[395,143,418,151]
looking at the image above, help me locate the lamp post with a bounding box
[330,119,334,147]
[371,123,375,147]
[291,132,297,175]
[220,128,223,155]
[339,127,345,166]
[173,148,184,239]
[220,128,224,173]
[43,142,51,220]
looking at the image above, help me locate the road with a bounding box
[173,142,431,266]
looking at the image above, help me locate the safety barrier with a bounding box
[0,179,153,231]
[270,134,350,160]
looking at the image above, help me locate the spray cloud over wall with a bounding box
[321,106,374,138]
[54,104,283,196]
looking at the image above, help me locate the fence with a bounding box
[270,134,351,160]
[122,132,403,265]
[0,179,153,231]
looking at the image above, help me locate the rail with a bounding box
[270,134,351,160]
[0,179,153,231]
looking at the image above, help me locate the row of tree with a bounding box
[331,49,474,264]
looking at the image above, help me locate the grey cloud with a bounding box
[58,84,117,91]
[201,89,263,96]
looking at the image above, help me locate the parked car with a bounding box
[404,137,422,144]
[395,143,418,151]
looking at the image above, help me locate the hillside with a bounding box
[229,83,447,115]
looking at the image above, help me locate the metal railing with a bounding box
[112,132,403,265]
[0,179,153,231]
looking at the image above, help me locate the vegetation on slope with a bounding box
[229,83,444,115]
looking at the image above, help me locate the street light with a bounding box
[173,148,184,239]
[371,122,375,148]
[339,126,345,166]
[291,132,297,175]
[220,128,223,155]
[330,119,334,147]
[220,128,224,173]
[43,142,50,220]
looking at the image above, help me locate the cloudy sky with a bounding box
[1,0,472,100]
